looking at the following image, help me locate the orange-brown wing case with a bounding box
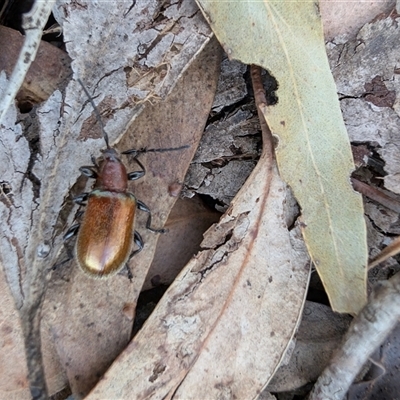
[75,190,137,278]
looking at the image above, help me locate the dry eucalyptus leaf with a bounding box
[40,37,221,398]
[266,301,352,393]
[1,0,214,397]
[0,0,213,321]
[196,0,367,314]
[85,144,310,399]
[0,265,30,400]
[53,0,212,103]
[144,196,221,291]
[319,0,395,41]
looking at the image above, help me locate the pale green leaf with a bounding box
[196,0,367,314]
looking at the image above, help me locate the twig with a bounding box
[0,0,55,123]
[1,1,56,398]
[308,272,400,400]
[369,235,400,269]
[351,177,400,214]
[352,177,400,269]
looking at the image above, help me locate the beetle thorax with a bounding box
[94,149,128,192]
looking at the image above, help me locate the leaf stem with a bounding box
[20,302,48,400]
[250,65,274,148]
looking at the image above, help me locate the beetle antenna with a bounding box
[122,145,190,156]
[140,145,190,153]
[77,78,110,149]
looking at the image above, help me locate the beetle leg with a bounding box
[76,210,84,219]
[128,231,144,258]
[124,231,144,281]
[79,154,99,178]
[127,170,145,181]
[73,192,89,205]
[59,216,83,268]
[63,223,80,240]
[125,265,134,281]
[52,247,74,271]
[127,157,146,181]
[79,166,98,178]
[91,155,98,167]
[133,230,144,253]
[137,200,166,233]
[123,145,189,155]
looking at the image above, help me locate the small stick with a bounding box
[0,1,55,124]
[2,2,57,399]
[351,177,400,214]
[308,272,400,400]
[369,235,400,269]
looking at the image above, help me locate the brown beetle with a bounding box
[65,80,187,278]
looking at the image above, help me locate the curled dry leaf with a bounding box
[196,0,367,314]
[0,0,213,398]
[85,120,310,398]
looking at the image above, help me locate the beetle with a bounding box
[65,80,188,278]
